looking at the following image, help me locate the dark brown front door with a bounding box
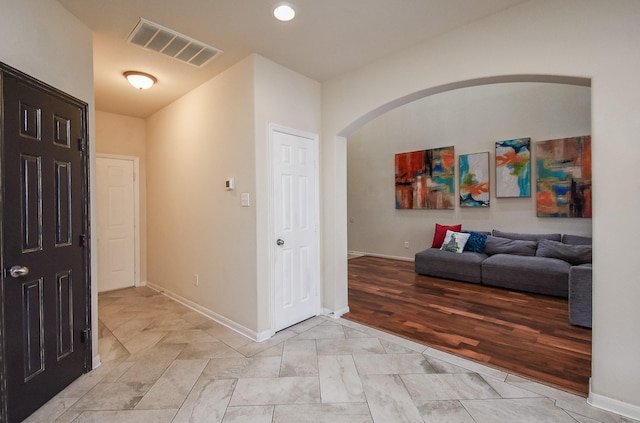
[1,65,90,423]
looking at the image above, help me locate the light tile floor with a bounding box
[25,287,636,423]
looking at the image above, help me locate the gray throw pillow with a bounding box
[562,234,592,246]
[483,236,537,256]
[536,238,592,265]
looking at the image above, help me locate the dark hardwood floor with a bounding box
[345,255,592,396]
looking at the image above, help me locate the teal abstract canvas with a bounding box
[459,152,489,207]
[495,138,531,198]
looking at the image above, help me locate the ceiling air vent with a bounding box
[127,18,222,67]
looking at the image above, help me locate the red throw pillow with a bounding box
[431,223,462,248]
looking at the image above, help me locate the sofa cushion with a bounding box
[432,223,462,248]
[492,229,561,242]
[484,236,537,256]
[462,231,489,253]
[562,234,592,245]
[415,248,486,283]
[536,239,592,265]
[440,230,471,253]
[482,254,570,297]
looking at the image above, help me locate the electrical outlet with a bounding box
[404,241,410,249]
[193,274,199,286]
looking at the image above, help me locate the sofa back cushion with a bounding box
[484,236,537,256]
[492,229,561,242]
[536,238,592,265]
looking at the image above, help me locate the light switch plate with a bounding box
[241,192,250,207]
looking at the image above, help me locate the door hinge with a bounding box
[79,234,87,247]
[77,138,85,152]
[81,328,91,343]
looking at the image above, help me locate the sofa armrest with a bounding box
[568,264,592,328]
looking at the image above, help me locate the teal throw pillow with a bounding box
[463,231,488,253]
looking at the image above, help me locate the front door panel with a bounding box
[1,69,90,423]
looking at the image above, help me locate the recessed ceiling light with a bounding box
[123,71,157,90]
[273,3,295,22]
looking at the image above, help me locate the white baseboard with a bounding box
[348,250,414,262]
[323,306,349,319]
[92,354,101,370]
[146,281,263,342]
[588,383,640,421]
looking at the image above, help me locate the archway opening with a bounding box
[342,75,592,395]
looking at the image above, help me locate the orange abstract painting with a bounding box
[536,136,592,218]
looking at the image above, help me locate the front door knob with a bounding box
[276,239,285,246]
[9,265,30,278]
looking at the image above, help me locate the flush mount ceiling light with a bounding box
[273,2,295,21]
[123,71,157,90]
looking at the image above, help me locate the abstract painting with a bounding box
[395,146,455,209]
[495,138,531,198]
[459,152,489,207]
[536,135,592,218]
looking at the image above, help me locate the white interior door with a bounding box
[271,125,320,332]
[97,156,137,292]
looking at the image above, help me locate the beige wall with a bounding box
[145,54,321,338]
[4,0,637,416]
[348,82,592,259]
[322,0,640,416]
[146,55,257,333]
[0,0,98,365]
[95,111,148,283]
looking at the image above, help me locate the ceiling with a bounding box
[56,0,528,118]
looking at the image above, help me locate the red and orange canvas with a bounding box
[395,146,455,209]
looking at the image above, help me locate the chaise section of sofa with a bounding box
[563,234,593,328]
[569,264,592,328]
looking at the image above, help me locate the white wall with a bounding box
[253,55,322,334]
[95,111,148,283]
[0,0,98,365]
[0,0,93,102]
[322,0,640,416]
[348,82,591,259]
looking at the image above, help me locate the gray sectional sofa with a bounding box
[414,229,592,327]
